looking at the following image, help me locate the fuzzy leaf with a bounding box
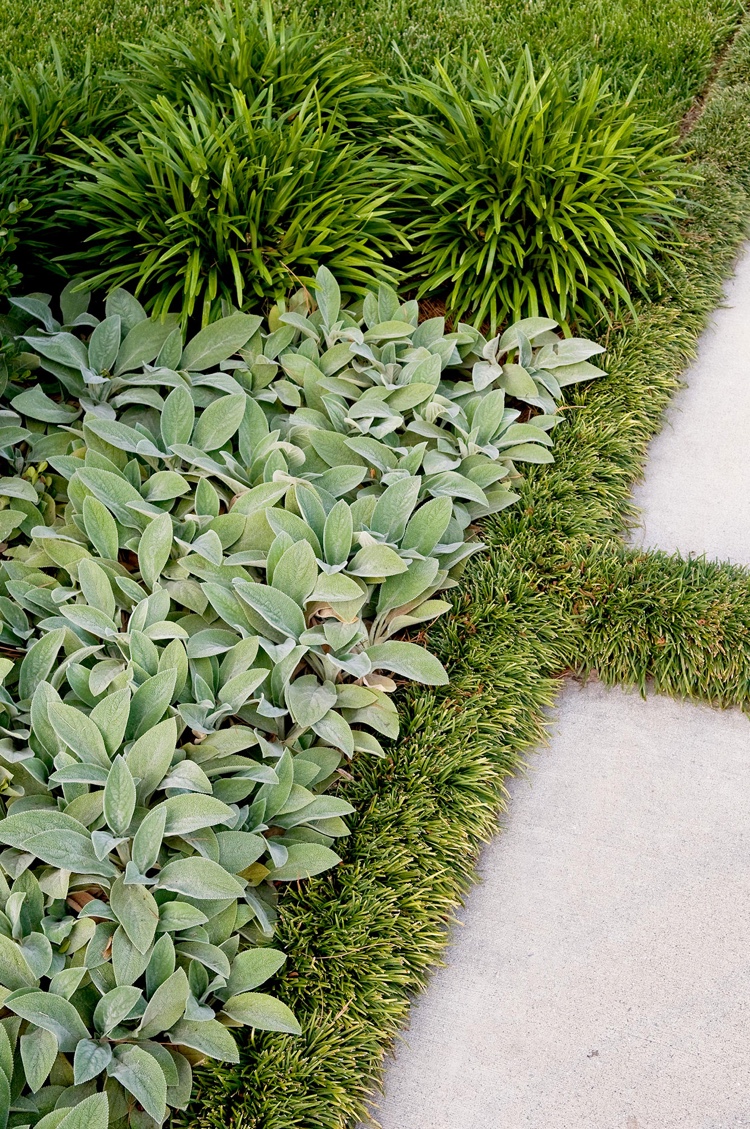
[366,641,448,684]
[192,393,247,451]
[20,1025,58,1092]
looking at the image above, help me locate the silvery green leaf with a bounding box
[160,794,235,836]
[132,806,167,875]
[275,795,354,829]
[177,939,231,978]
[376,557,440,616]
[310,572,364,603]
[271,540,318,607]
[138,512,173,592]
[10,293,59,331]
[160,759,212,794]
[87,314,122,373]
[222,990,301,1034]
[60,276,91,324]
[267,843,341,882]
[156,857,244,899]
[114,316,177,376]
[82,495,120,561]
[365,641,448,685]
[20,1024,58,1092]
[179,529,223,565]
[217,667,268,712]
[146,932,176,996]
[48,699,111,772]
[142,470,191,502]
[78,559,116,620]
[546,358,607,386]
[76,468,146,531]
[226,948,286,996]
[12,386,79,426]
[110,876,159,954]
[38,1092,110,1129]
[89,687,131,758]
[4,988,88,1052]
[160,384,195,449]
[0,932,37,989]
[49,965,88,998]
[94,985,142,1034]
[233,580,305,640]
[180,313,261,371]
[90,830,126,862]
[498,442,554,464]
[286,676,337,728]
[311,709,354,756]
[125,717,177,801]
[138,967,190,1038]
[215,830,266,873]
[23,332,89,373]
[192,393,246,451]
[112,925,152,986]
[19,629,66,701]
[127,669,177,740]
[109,1043,167,1123]
[25,829,116,877]
[19,932,52,978]
[61,604,118,639]
[157,901,208,933]
[73,1037,112,1084]
[387,598,453,637]
[399,495,452,555]
[347,543,407,577]
[167,1017,240,1062]
[186,629,238,659]
[423,471,488,505]
[103,757,136,836]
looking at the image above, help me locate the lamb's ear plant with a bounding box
[0,266,603,1123]
[395,49,694,330]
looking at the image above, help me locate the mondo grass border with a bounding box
[179,23,750,1129]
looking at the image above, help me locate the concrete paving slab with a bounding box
[629,245,750,566]
[362,682,750,1129]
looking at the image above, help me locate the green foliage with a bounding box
[61,4,401,325]
[275,0,740,123]
[0,266,602,1122]
[66,89,399,325]
[395,50,693,330]
[123,0,392,140]
[0,47,117,286]
[0,200,30,299]
[177,26,750,1126]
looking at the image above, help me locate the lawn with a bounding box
[1,0,749,1126]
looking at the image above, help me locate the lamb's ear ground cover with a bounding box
[177,20,750,1129]
[0,266,602,1123]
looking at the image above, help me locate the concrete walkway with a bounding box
[361,249,750,1129]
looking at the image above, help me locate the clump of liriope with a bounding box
[0,267,604,1124]
[395,49,693,330]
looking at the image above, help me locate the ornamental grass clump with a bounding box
[396,49,694,330]
[0,47,117,293]
[63,3,401,325]
[122,0,392,141]
[0,267,603,1124]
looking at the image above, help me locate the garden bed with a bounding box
[1,2,750,1127]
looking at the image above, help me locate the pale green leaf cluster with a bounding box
[0,266,603,1124]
